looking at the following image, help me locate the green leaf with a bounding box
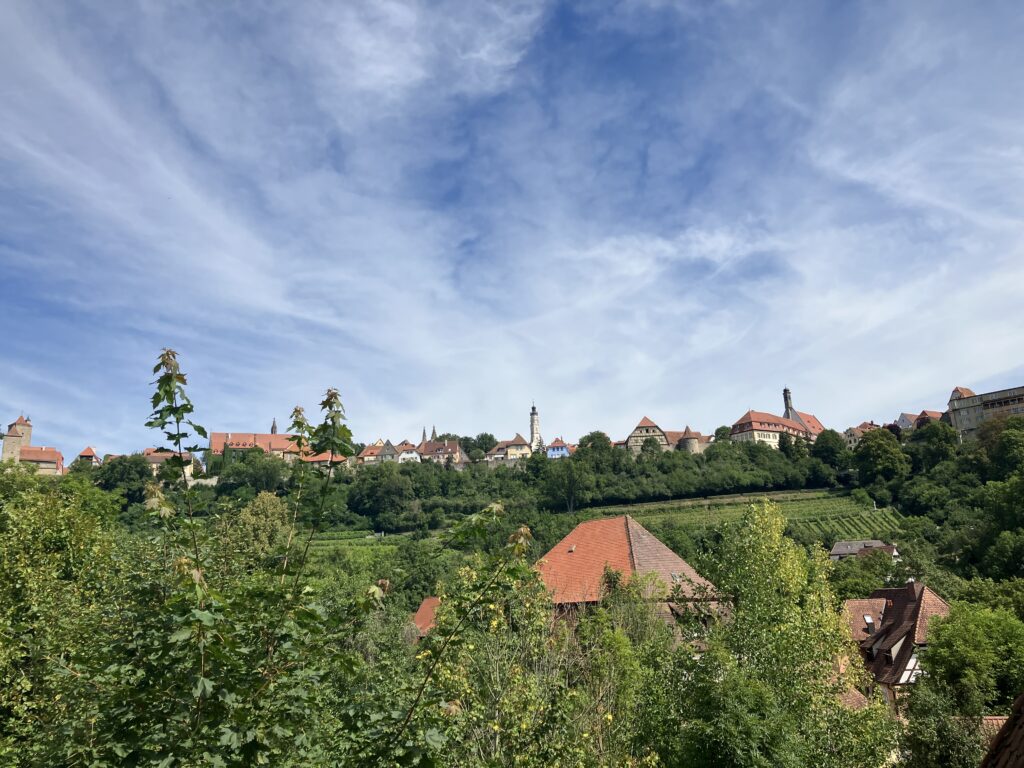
[169,627,192,643]
[193,676,214,698]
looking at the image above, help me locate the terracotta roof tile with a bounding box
[412,596,440,638]
[636,416,658,428]
[981,692,1024,768]
[209,432,298,455]
[14,415,30,426]
[78,446,98,458]
[952,386,977,399]
[17,446,63,464]
[536,516,713,605]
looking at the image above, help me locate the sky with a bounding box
[2,0,1024,457]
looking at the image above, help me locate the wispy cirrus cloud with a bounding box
[1,0,1022,456]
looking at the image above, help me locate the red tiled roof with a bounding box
[664,427,703,444]
[358,444,383,458]
[548,437,567,447]
[487,434,529,455]
[536,515,713,605]
[732,410,809,434]
[795,410,825,435]
[843,598,886,644]
[918,410,943,420]
[952,386,977,399]
[78,446,98,458]
[301,451,343,463]
[981,692,1024,768]
[18,446,63,465]
[14,415,30,426]
[209,432,298,455]
[846,582,950,686]
[636,416,658,429]
[393,441,417,452]
[412,596,440,638]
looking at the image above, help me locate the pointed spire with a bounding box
[421,427,427,444]
[271,417,278,435]
[431,425,437,441]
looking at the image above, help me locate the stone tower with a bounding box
[681,425,699,454]
[782,388,795,420]
[3,415,31,462]
[529,403,543,452]
[271,417,278,435]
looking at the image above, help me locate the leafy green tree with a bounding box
[348,461,417,532]
[906,421,959,473]
[810,429,849,470]
[854,428,910,486]
[924,602,1024,713]
[215,448,289,499]
[543,456,595,514]
[655,501,897,767]
[93,453,152,507]
[577,430,612,453]
[901,680,987,768]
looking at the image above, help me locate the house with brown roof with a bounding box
[142,447,194,479]
[844,421,880,449]
[394,441,421,463]
[624,417,711,456]
[485,433,532,464]
[981,692,1024,767]
[75,446,102,467]
[730,388,825,448]
[536,515,714,616]
[357,439,385,465]
[1,416,64,476]
[208,430,299,462]
[546,437,573,459]
[417,437,467,466]
[844,582,949,705]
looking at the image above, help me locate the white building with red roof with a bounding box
[76,446,102,467]
[730,388,825,448]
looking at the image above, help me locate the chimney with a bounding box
[864,615,875,635]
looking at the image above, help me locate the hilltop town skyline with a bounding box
[5,369,1023,463]
[3,1,1024,465]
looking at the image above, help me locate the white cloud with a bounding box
[1,0,1022,457]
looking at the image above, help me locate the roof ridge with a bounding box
[623,515,637,573]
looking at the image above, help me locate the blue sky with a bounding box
[2,0,1023,456]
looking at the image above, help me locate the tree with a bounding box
[93,454,152,508]
[653,501,897,767]
[810,429,849,470]
[901,680,987,768]
[578,430,612,453]
[906,422,959,473]
[714,425,733,442]
[924,602,1024,713]
[543,457,595,514]
[640,436,663,459]
[854,428,910,486]
[348,461,417,531]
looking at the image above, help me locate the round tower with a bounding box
[529,403,543,452]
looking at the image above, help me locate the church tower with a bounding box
[529,403,543,452]
[271,417,278,435]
